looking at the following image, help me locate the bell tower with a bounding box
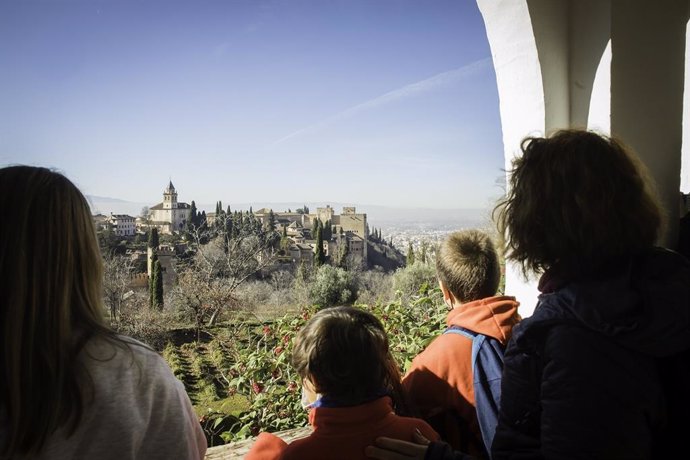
[163,180,178,210]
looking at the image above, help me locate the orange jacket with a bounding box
[244,396,440,459]
[402,295,520,457]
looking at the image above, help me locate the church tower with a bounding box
[163,180,178,210]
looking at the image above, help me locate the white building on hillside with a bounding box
[148,181,191,234]
[108,213,136,236]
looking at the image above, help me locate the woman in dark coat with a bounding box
[366,129,690,460]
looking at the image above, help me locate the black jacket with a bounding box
[491,248,690,459]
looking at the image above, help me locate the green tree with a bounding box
[267,209,276,232]
[309,265,356,307]
[190,200,197,221]
[187,200,198,233]
[392,262,437,300]
[323,219,332,241]
[314,225,326,266]
[148,227,159,249]
[337,237,350,269]
[149,251,158,308]
[280,226,289,251]
[420,241,428,264]
[151,259,164,310]
[406,242,415,266]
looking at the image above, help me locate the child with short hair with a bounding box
[245,306,440,460]
[401,229,520,459]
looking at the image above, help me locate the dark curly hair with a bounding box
[494,129,663,279]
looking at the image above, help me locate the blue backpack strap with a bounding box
[444,325,504,459]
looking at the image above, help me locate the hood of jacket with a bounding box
[447,295,521,345]
[516,248,690,357]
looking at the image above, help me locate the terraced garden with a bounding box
[160,289,448,448]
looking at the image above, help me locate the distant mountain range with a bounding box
[86,196,491,228]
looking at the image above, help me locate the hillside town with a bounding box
[92,181,396,287]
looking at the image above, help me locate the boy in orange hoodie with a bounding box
[245,306,440,460]
[402,230,520,459]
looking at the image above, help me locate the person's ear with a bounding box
[303,375,319,402]
[438,280,454,307]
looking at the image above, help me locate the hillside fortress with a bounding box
[147,181,192,234]
[254,205,368,264]
[135,181,369,266]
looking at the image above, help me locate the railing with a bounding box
[205,426,312,459]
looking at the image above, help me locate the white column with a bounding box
[477,0,545,316]
[681,19,690,194]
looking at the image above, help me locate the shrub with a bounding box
[111,292,180,350]
[308,265,357,307]
[391,262,438,301]
[354,269,393,305]
[225,310,311,440]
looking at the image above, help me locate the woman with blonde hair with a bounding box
[0,165,206,459]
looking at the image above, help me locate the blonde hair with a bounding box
[0,166,116,456]
[436,229,500,303]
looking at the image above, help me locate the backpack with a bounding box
[444,325,505,459]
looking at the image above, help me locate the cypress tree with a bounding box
[148,227,159,249]
[338,238,349,268]
[267,209,276,231]
[323,220,331,241]
[407,242,415,266]
[311,218,318,238]
[280,225,289,251]
[315,225,325,266]
[187,201,197,230]
[149,252,158,308]
[152,260,164,310]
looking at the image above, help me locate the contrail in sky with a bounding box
[271,57,492,146]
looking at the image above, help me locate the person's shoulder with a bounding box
[82,334,176,386]
[406,332,463,371]
[279,435,321,460]
[245,432,288,460]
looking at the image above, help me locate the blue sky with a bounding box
[0,0,504,211]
